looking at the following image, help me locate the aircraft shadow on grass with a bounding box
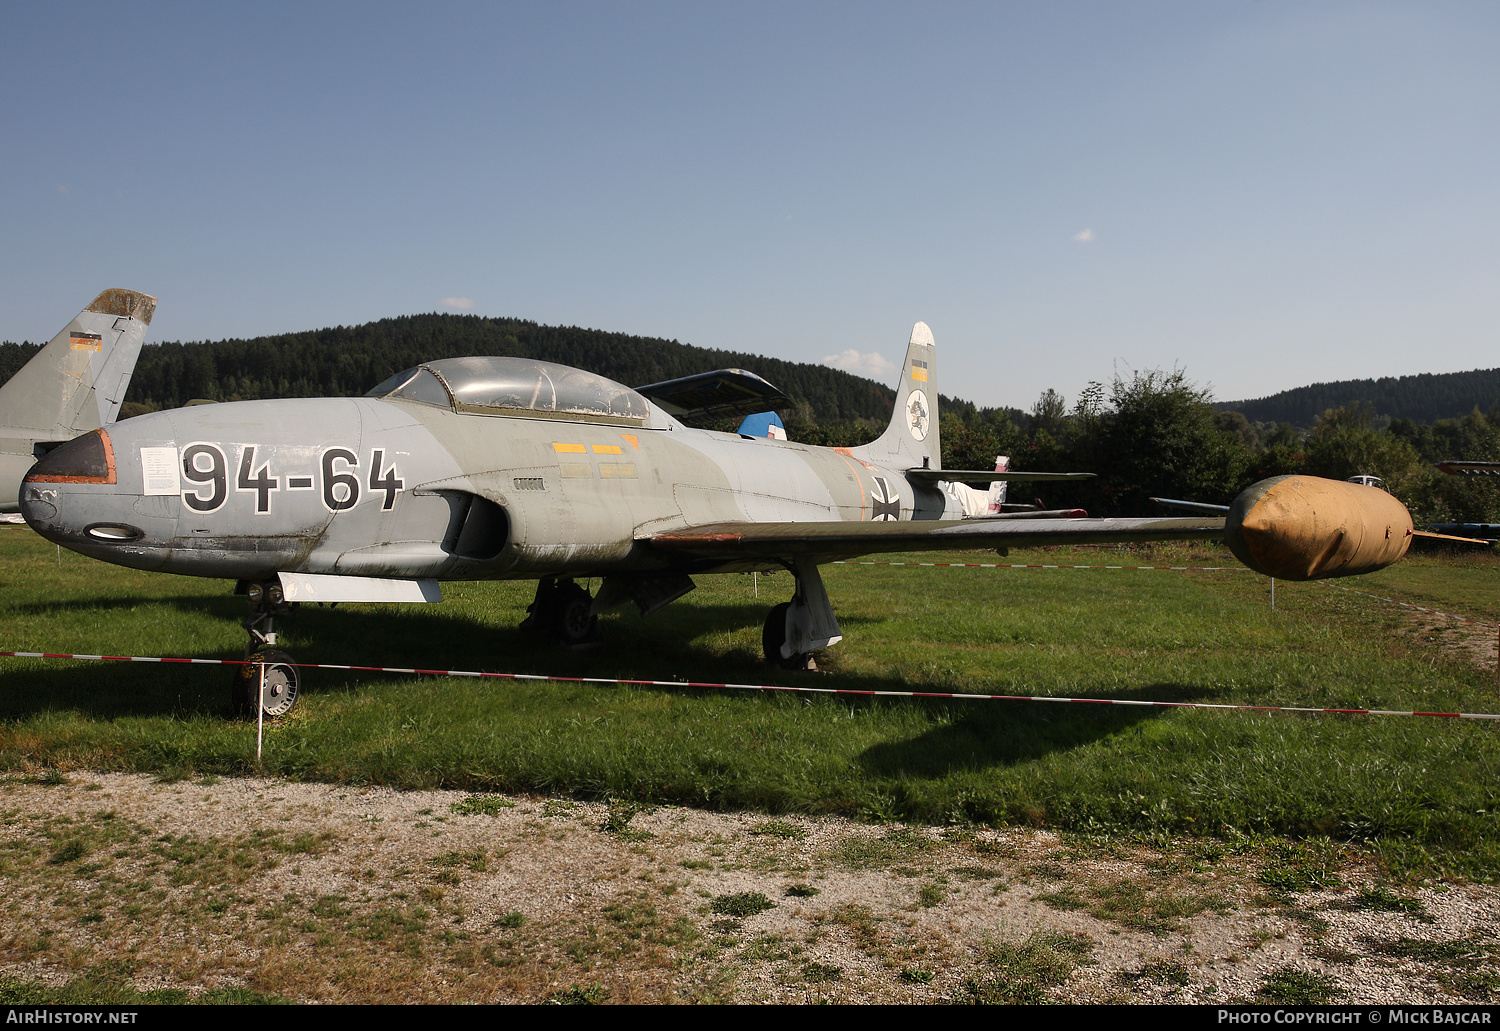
[854,683,1207,777]
[0,594,1221,771]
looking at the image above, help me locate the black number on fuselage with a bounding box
[182,443,227,513]
[368,449,404,511]
[236,446,280,514]
[322,448,360,511]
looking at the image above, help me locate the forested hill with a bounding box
[0,314,899,425]
[1222,366,1500,428]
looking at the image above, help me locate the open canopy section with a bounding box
[367,357,651,425]
[635,368,788,421]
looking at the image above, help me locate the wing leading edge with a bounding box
[648,515,1226,562]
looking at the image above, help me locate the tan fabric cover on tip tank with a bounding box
[1225,475,1413,580]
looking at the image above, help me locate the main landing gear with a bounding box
[520,577,599,647]
[234,579,302,719]
[761,559,842,670]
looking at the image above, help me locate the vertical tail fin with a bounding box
[0,289,155,439]
[851,321,940,470]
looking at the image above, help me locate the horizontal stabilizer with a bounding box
[636,369,789,421]
[907,468,1095,486]
[1150,496,1232,515]
[277,571,441,603]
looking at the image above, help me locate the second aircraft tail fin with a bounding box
[0,289,156,440]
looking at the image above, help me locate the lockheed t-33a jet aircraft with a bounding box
[19,322,1416,717]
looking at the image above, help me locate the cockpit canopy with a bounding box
[366,357,651,425]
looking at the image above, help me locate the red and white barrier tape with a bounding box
[832,560,1249,571]
[1,650,1495,721]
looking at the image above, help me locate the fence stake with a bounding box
[256,663,264,764]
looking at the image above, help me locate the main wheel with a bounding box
[519,578,557,637]
[762,602,791,666]
[556,588,598,647]
[234,650,301,719]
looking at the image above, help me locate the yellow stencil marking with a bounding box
[592,444,624,454]
[599,464,638,479]
[552,442,587,453]
[559,462,593,478]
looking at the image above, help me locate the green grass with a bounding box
[958,931,1094,1004]
[3,532,1500,876]
[1361,547,1500,624]
[1256,966,1339,1005]
[0,970,290,1005]
[710,892,775,918]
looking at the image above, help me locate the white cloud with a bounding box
[1073,228,1095,243]
[440,296,474,309]
[822,349,896,378]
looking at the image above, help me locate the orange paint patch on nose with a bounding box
[619,434,639,450]
[24,429,116,485]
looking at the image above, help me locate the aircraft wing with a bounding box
[647,515,1225,562]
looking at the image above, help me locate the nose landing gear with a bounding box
[234,579,302,719]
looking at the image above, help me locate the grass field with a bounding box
[1,527,1497,879]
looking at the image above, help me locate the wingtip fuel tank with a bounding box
[1225,475,1413,581]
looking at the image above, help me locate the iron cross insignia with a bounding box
[872,476,900,521]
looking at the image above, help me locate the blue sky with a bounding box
[3,2,1497,411]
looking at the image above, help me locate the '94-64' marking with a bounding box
[172,444,403,515]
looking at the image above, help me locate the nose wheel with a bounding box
[233,579,302,718]
[235,650,301,719]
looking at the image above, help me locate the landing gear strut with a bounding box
[761,560,842,670]
[520,577,599,647]
[234,579,302,718]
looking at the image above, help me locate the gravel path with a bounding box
[2,772,1495,1004]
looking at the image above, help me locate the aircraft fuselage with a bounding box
[20,395,949,582]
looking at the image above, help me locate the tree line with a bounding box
[1223,366,1500,428]
[1,314,897,426]
[939,373,1500,524]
